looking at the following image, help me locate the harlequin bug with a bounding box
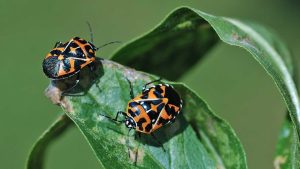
[43,36,97,80]
[100,78,182,163]
[42,23,120,96]
[117,79,183,135]
[104,78,183,136]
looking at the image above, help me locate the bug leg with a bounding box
[114,111,126,121]
[53,41,63,48]
[142,77,163,91]
[125,78,134,99]
[151,133,166,152]
[60,74,80,99]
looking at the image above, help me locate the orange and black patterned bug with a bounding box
[43,37,97,80]
[42,24,120,96]
[114,78,183,135]
[42,37,98,95]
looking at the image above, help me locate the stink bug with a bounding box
[104,78,183,136]
[42,23,120,96]
[100,78,183,162]
[42,36,97,81]
[118,78,183,134]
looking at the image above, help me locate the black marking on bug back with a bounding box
[140,92,149,99]
[88,42,97,50]
[128,101,141,117]
[43,56,61,78]
[147,110,160,124]
[153,85,164,98]
[64,41,86,59]
[145,123,152,132]
[74,59,84,70]
[139,99,162,112]
[128,109,136,118]
[165,104,178,117]
[76,37,88,45]
[136,118,146,131]
[62,59,71,72]
[164,86,181,107]
[152,100,161,105]
[84,45,96,58]
[140,100,163,123]
[156,116,170,126]
[156,103,165,114]
[140,101,151,111]
[50,49,63,56]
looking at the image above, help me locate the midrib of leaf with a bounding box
[225,18,300,137]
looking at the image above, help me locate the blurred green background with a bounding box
[1,1,299,169]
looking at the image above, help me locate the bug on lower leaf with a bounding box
[120,78,183,134]
[42,23,120,97]
[102,78,183,151]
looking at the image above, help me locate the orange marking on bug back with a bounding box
[58,63,67,76]
[168,104,180,112]
[79,57,95,68]
[161,86,166,96]
[58,55,64,60]
[69,59,75,73]
[73,39,91,59]
[70,47,77,54]
[147,89,157,99]
[150,98,170,132]
[45,46,65,59]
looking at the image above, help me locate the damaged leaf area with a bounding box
[44,59,245,169]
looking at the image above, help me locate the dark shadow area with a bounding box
[112,9,219,81]
[51,58,104,97]
[137,111,189,147]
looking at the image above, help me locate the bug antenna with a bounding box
[96,41,122,50]
[86,21,94,43]
[98,113,122,123]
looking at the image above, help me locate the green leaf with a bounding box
[26,114,72,169]
[275,118,300,169]
[174,84,246,168]
[111,6,300,167]
[111,8,219,81]
[46,59,245,168]
[112,7,300,139]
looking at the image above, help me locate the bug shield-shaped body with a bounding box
[42,37,96,79]
[125,84,182,134]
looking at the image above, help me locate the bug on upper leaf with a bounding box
[42,23,120,96]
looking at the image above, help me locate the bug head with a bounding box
[125,117,136,129]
